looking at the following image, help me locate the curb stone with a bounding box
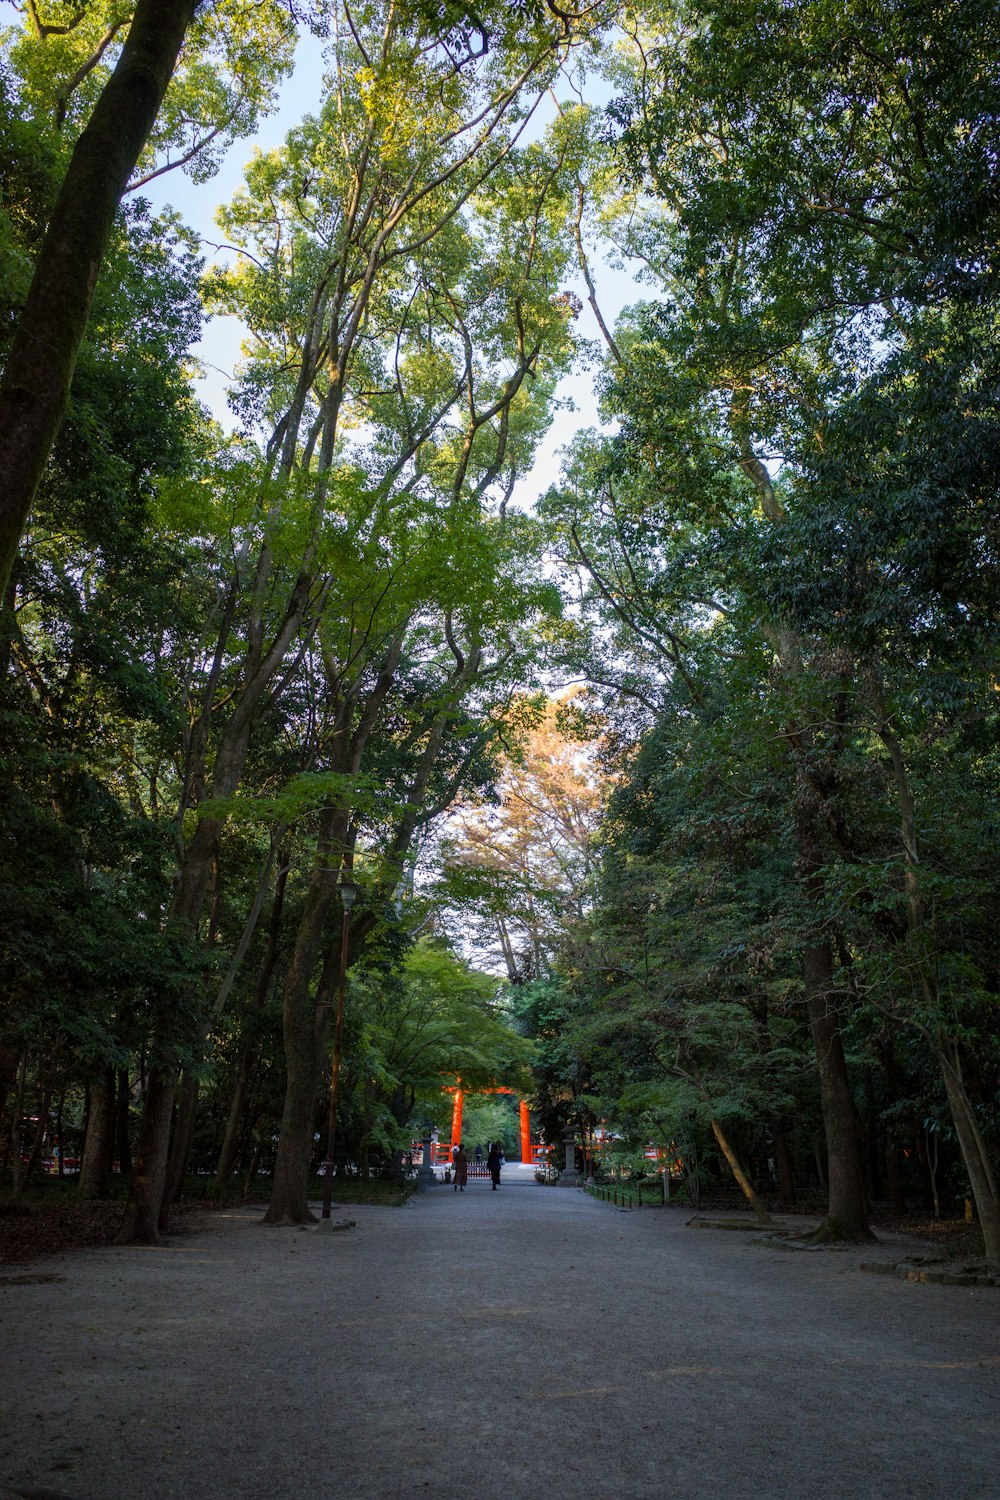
[859,1258,997,1288]
[687,1216,761,1232]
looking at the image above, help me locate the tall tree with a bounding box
[115,0,582,1240]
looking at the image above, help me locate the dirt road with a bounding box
[1,1178,997,1499]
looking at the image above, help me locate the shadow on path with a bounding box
[1,1182,997,1500]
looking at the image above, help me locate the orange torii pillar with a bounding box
[450,1086,464,1153]
[519,1099,531,1164]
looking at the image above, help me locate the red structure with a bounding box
[450,1085,463,1152]
[433,1082,543,1163]
[519,1099,531,1164]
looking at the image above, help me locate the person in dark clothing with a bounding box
[452,1144,469,1192]
[487,1141,502,1189]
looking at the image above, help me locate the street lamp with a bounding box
[319,874,358,1230]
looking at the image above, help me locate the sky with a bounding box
[142,27,648,511]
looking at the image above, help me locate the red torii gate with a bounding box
[441,1082,537,1165]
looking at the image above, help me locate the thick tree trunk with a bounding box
[114,1069,176,1245]
[78,1067,115,1198]
[263,907,339,1225]
[264,809,346,1225]
[264,1034,320,1227]
[0,0,199,596]
[803,940,874,1242]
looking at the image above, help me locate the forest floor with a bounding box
[1,1176,998,1500]
[0,1189,986,1268]
[0,1178,416,1267]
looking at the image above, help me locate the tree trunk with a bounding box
[934,1037,1000,1264]
[709,1115,771,1223]
[0,1046,20,1124]
[159,1071,200,1227]
[862,1068,882,1201]
[213,1034,257,1197]
[114,1068,176,1245]
[876,708,1000,1263]
[263,921,337,1224]
[264,815,346,1226]
[213,849,289,1197]
[795,795,872,1242]
[925,1123,941,1218]
[263,1033,321,1224]
[21,1083,53,1189]
[771,1118,797,1208]
[114,1068,132,1174]
[241,1131,263,1200]
[882,1040,907,1216]
[116,590,313,1246]
[885,1136,906,1217]
[78,1067,115,1198]
[8,1054,28,1198]
[54,1086,67,1177]
[358,1128,370,1184]
[0,0,199,596]
[803,940,874,1242]
[733,427,870,1240]
[913,1123,935,1212]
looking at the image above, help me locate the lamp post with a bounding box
[319,875,357,1230]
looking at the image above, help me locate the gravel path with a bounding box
[1,1174,997,1500]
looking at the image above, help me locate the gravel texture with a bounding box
[1,1168,997,1500]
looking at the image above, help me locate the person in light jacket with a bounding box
[452,1144,469,1192]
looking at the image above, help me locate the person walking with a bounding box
[487,1141,502,1190]
[452,1143,469,1192]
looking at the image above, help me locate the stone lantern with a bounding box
[558,1122,581,1187]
